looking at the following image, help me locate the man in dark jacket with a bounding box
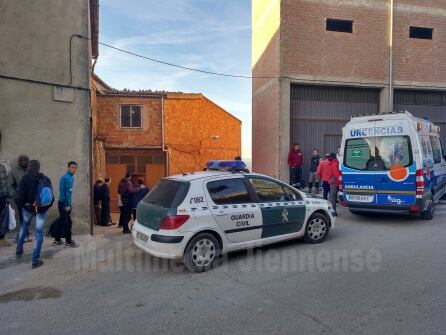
[93,178,103,225]
[16,160,53,269]
[99,177,111,226]
[288,143,303,188]
[308,149,321,194]
[0,163,12,246]
[130,178,149,221]
[8,154,32,242]
[118,173,140,234]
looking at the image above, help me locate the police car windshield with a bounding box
[344,136,413,171]
[142,179,190,208]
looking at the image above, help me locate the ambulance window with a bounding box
[430,136,442,163]
[344,138,373,170]
[376,136,412,169]
[249,178,287,202]
[421,136,433,160]
[207,179,251,205]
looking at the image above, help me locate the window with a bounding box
[430,136,442,164]
[344,136,413,171]
[207,179,251,205]
[249,178,287,202]
[143,180,190,208]
[409,26,433,40]
[326,18,353,33]
[120,105,142,128]
[284,186,303,201]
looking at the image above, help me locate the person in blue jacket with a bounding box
[53,161,77,247]
[130,178,149,222]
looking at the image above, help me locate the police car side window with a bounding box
[207,179,252,205]
[249,178,287,202]
[283,186,303,201]
[430,136,442,164]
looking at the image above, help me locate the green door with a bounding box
[248,178,306,238]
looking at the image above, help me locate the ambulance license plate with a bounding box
[136,231,149,243]
[346,194,374,203]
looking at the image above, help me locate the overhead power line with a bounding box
[98,41,275,79]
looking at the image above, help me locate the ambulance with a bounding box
[340,111,446,219]
[132,161,335,272]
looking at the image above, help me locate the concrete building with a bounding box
[0,0,99,233]
[93,79,242,212]
[252,0,446,182]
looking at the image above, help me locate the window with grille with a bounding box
[120,105,142,128]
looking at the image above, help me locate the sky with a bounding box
[95,0,252,164]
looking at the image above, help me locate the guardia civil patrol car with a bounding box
[133,161,335,272]
[340,111,446,219]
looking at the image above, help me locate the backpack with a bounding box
[36,176,53,208]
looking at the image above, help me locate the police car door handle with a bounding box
[216,213,228,217]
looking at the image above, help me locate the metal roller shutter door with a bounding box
[290,85,380,183]
[394,90,446,147]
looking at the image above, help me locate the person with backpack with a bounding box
[52,161,77,247]
[16,160,53,268]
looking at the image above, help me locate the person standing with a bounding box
[317,154,334,200]
[0,163,12,246]
[329,153,341,216]
[130,178,149,221]
[99,177,111,226]
[288,143,303,188]
[93,178,104,226]
[308,149,321,194]
[16,160,53,268]
[53,161,77,247]
[118,173,140,234]
[8,154,32,242]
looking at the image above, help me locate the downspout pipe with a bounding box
[161,95,169,176]
[389,0,394,113]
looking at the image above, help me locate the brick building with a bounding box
[93,78,241,211]
[252,0,446,182]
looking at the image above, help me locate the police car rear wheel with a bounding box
[183,233,220,272]
[304,213,329,244]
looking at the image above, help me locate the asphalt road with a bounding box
[1,202,445,335]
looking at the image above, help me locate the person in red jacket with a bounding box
[329,154,341,216]
[288,143,303,188]
[317,154,333,200]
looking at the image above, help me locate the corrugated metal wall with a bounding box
[290,85,380,183]
[394,90,446,147]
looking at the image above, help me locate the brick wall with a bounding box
[164,94,242,175]
[281,0,389,83]
[96,95,163,148]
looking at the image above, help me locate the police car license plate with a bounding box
[346,194,374,203]
[136,231,149,243]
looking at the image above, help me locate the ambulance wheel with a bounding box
[421,200,434,220]
[183,233,220,273]
[304,213,329,244]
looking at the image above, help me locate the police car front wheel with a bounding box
[183,233,221,272]
[304,213,330,244]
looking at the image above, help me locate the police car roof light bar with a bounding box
[206,160,249,172]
